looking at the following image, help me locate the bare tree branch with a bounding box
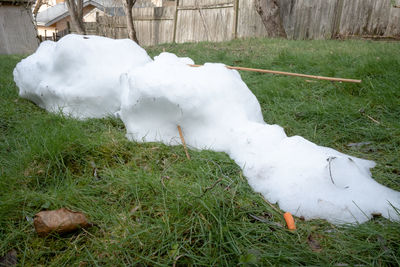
[77,0,83,22]
[33,0,43,17]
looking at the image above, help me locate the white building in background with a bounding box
[35,0,175,40]
[35,0,115,40]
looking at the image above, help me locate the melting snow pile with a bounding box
[14,34,400,224]
[13,35,151,119]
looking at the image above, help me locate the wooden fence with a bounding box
[280,0,400,39]
[80,0,400,46]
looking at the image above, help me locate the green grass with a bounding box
[1,38,400,266]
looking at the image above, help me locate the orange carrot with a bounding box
[284,212,296,230]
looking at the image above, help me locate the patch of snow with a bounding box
[14,35,400,224]
[13,34,151,119]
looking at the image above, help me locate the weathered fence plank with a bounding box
[175,0,235,43]
[180,0,232,6]
[280,0,338,40]
[236,0,268,38]
[339,0,391,37]
[96,6,175,45]
[134,6,175,45]
[86,0,400,46]
[385,3,400,36]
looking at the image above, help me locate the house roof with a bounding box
[36,0,112,27]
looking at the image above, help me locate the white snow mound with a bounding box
[120,52,264,149]
[13,34,151,119]
[14,35,400,224]
[121,52,400,224]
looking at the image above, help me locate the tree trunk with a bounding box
[65,0,85,35]
[123,0,139,43]
[255,0,287,38]
[77,0,83,23]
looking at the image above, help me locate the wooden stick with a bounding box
[177,125,191,160]
[360,109,381,125]
[188,64,362,83]
[366,115,381,125]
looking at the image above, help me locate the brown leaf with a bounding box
[23,168,31,177]
[0,249,17,267]
[307,234,322,252]
[34,208,91,236]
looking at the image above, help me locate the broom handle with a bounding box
[188,64,362,83]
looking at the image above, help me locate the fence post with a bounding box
[173,0,180,43]
[332,0,344,38]
[95,11,99,35]
[198,5,211,41]
[233,0,239,39]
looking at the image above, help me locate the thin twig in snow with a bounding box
[199,177,223,198]
[177,125,191,160]
[327,156,337,185]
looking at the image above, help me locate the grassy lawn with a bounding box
[1,38,399,266]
